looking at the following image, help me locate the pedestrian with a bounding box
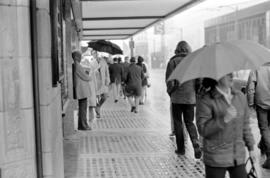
[165,41,202,158]
[81,50,99,129]
[196,73,255,178]
[136,56,149,104]
[247,65,270,169]
[95,56,110,119]
[124,57,144,113]
[109,57,123,103]
[72,51,92,130]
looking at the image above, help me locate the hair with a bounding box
[130,57,136,63]
[137,56,144,63]
[202,78,217,91]
[72,50,81,60]
[117,57,122,63]
[175,41,192,56]
[113,57,118,62]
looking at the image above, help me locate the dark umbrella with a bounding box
[88,40,123,55]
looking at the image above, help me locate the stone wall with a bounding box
[0,1,36,177]
[36,0,64,178]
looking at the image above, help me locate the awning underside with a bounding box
[81,0,203,40]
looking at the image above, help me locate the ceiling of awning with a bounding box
[81,0,204,40]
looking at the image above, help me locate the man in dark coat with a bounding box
[124,57,144,113]
[72,51,92,130]
[109,57,123,102]
[165,41,202,159]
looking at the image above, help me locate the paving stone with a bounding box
[64,70,270,178]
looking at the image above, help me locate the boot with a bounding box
[262,157,270,169]
[258,139,266,155]
[193,143,202,159]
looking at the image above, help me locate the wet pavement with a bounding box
[64,69,270,178]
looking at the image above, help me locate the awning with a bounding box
[81,0,204,40]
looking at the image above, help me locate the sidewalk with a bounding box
[64,69,270,178]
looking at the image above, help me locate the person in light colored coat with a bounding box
[247,65,270,169]
[196,73,255,178]
[95,56,110,118]
[72,51,92,130]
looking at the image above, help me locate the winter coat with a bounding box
[246,65,270,110]
[72,62,92,100]
[96,58,110,95]
[196,88,254,167]
[125,63,144,90]
[165,54,196,104]
[109,63,123,84]
[137,62,149,86]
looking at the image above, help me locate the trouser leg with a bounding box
[172,103,185,151]
[182,104,199,146]
[228,164,247,178]
[170,102,175,134]
[78,98,88,129]
[256,106,270,154]
[205,165,226,178]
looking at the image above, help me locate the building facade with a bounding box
[0,0,82,177]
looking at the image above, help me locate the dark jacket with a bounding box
[109,62,123,83]
[72,62,92,99]
[196,88,254,167]
[125,63,144,88]
[165,54,196,104]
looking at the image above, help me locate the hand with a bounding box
[224,105,237,123]
[249,150,256,163]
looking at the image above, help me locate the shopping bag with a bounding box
[246,157,257,178]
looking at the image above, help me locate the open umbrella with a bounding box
[168,40,270,84]
[88,40,123,55]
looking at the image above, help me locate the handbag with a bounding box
[246,157,257,178]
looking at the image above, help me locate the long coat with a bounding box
[109,63,123,84]
[72,61,91,100]
[96,58,110,95]
[196,88,254,167]
[125,63,144,96]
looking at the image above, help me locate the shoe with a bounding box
[175,149,185,155]
[96,107,101,119]
[258,140,266,155]
[194,146,202,159]
[139,102,144,105]
[114,100,118,103]
[262,158,270,169]
[131,106,135,112]
[78,126,91,131]
[134,109,138,113]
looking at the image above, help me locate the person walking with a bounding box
[81,51,99,129]
[124,57,144,113]
[109,57,123,103]
[165,41,201,158]
[72,51,92,130]
[196,73,255,178]
[136,56,149,105]
[247,65,270,169]
[95,56,110,119]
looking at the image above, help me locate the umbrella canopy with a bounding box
[168,40,270,84]
[88,40,123,55]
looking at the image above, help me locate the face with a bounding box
[218,73,233,88]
